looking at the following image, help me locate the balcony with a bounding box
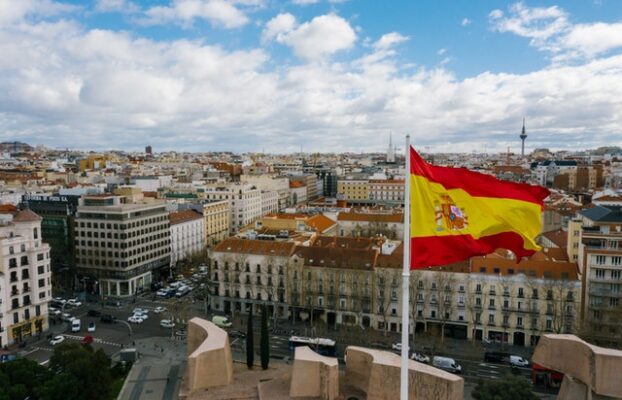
[489,290,497,296]
[11,303,20,310]
[11,289,19,296]
[503,291,510,297]
[457,301,465,308]
[22,287,31,293]
[488,305,496,310]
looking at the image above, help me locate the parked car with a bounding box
[128,315,144,324]
[410,352,430,363]
[49,335,65,346]
[87,322,96,332]
[432,356,462,374]
[510,355,530,368]
[100,314,116,323]
[52,297,67,304]
[48,307,61,317]
[81,335,94,345]
[211,316,232,328]
[133,312,148,320]
[62,313,75,322]
[67,299,82,307]
[160,319,175,329]
[228,330,246,340]
[391,342,403,352]
[133,308,147,315]
[71,319,81,332]
[154,306,166,314]
[175,286,191,298]
[87,309,101,317]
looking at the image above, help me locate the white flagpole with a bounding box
[400,135,411,400]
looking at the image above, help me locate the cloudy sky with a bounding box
[1,0,622,153]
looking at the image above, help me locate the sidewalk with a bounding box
[116,336,187,400]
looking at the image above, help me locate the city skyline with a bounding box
[1,1,622,153]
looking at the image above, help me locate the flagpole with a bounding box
[400,134,411,400]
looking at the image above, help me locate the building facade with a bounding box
[74,195,171,298]
[368,180,405,204]
[337,179,369,201]
[0,208,52,347]
[575,205,622,346]
[169,210,206,268]
[203,183,262,235]
[200,200,230,246]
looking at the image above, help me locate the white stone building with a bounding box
[0,208,52,347]
[203,183,263,234]
[169,210,206,267]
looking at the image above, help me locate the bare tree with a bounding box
[375,268,399,336]
[434,270,456,344]
[408,270,427,347]
[465,276,488,344]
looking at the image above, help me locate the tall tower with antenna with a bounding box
[520,118,527,157]
[387,132,395,163]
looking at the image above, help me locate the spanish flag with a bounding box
[409,147,549,269]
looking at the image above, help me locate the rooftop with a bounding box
[213,237,297,257]
[169,210,203,225]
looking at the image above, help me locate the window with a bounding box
[488,314,495,324]
[489,299,495,307]
[613,256,622,266]
[612,270,621,280]
[517,316,523,326]
[503,315,509,325]
[546,319,552,330]
[20,256,28,266]
[595,269,605,279]
[596,255,606,265]
[518,287,524,298]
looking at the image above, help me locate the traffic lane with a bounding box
[457,358,531,381]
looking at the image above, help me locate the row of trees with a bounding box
[0,342,129,400]
[246,303,270,370]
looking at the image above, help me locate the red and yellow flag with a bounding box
[409,147,549,269]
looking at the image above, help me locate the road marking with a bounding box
[39,360,50,366]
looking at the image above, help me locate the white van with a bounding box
[510,355,530,367]
[212,316,232,328]
[432,356,462,373]
[71,318,81,332]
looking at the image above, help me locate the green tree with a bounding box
[246,308,254,369]
[472,375,538,400]
[260,303,270,370]
[43,342,113,400]
[0,358,51,400]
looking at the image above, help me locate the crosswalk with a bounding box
[62,334,123,347]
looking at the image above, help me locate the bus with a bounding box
[288,336,337,357]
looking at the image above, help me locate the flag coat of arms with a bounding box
[409,147,550,269]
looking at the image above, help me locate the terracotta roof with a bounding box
[12,209,42,222]
[305,214,336,233]
[294,246,378,270]
[593,195,622,202]
[541,229,568,249]
[169,210,203,225]
[213,237,296,256]
[289,181,306,188]
[337,211,403,223]
[264,213,308,220]
[311,236,379,250]
[470,249,577,279]
[368,180,405,184]
[0,204,18,213]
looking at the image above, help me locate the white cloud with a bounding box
[263,13,356,61]
[373,32,408,50]
[437,48,446,56]
[291,0,319,5]
[261,12,296,43]
[0,0,76,24]
[142,0,250,29]
[0,0,622,153]
[489,2,622,62]
[95,0,140,13]
[461,18,471,26]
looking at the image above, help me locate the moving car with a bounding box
[154,306,166,314]
[432,356,462,374]
[160,319,175,329]
[175,285,191,298]
[88,322,96,332]
[100,314,116,323]
[211,316,232,328]
[81,335,94,345]
[410,352,430,363]
[62,313,75,322]
[87,309,101,317]
[71,319,81,332]
[484,351,509,363]
[510,355,530,368]
[128,315,144,324]
[49,335,65,346]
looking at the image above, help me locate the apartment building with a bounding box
[337,179,369,201]
[208,235,579,347]
[0,207,52,347]
[368,180,405,204]
[289,174,318,201]
[203,183,262,235]
[241,175,290,210]
[289,181,307,205]
[210,238,297,318]
[169,210,205,268]
[248,213,337,236]
[201,200,230,246]
[260,190,279,216]
[337,209,404,239]
[74,194,171,298]
[574,205,622,345]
